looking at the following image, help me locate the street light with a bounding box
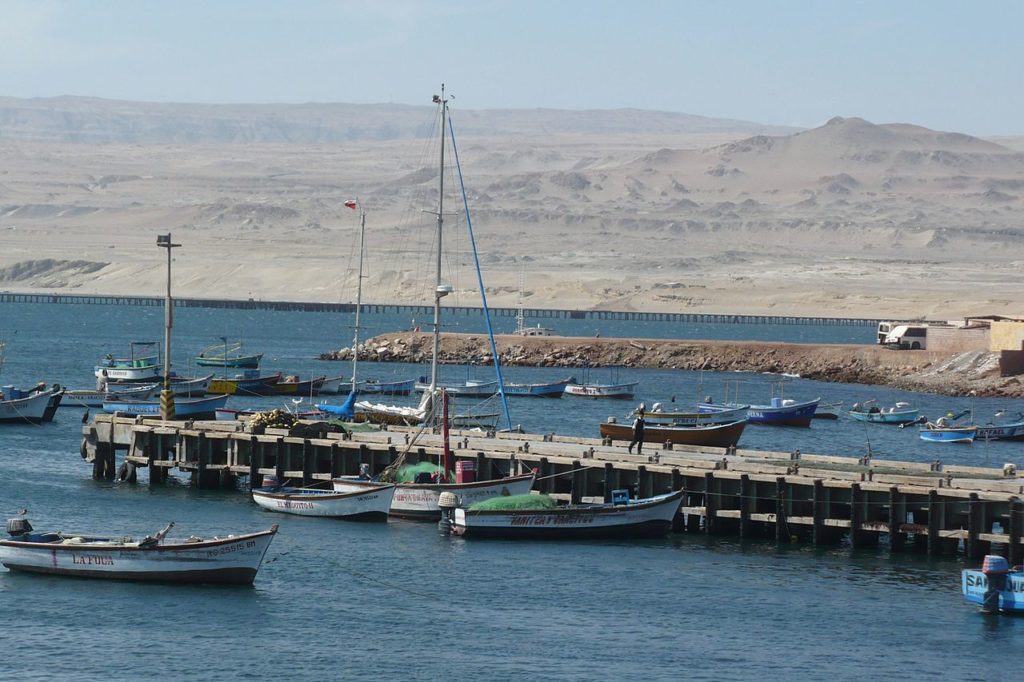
[157,233,181,421]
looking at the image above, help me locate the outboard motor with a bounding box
[981,554,1009,614]
[438,491,459,536]
[7,516,33,538]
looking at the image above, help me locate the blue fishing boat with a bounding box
[962,555,1024,613]
[700,396,819,427]
[102,394,229,420]
[975,412,1024,441]
[919,423,976,443]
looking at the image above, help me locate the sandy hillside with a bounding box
[0,99,1022,320]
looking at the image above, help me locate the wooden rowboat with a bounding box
[599,418,747,448]
[252,483,395,521]
[452,489,684,539]
[0,517,278,585]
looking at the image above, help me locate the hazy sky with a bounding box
[1,0,1020,135]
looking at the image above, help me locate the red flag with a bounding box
[344,200,357,210]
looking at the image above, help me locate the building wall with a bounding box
[990,321,1024,352]
[927,326,989,352]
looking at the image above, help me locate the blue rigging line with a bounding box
[447,112,514,432]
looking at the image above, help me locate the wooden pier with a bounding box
[81,415,1023,563]
[2,291,878,327]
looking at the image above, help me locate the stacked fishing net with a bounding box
[247,408,298,432]
[468,494,557,511]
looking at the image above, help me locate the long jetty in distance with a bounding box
[83,415,1023,565]
[1,291,875,327]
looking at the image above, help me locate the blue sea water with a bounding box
[1,301,1021,681]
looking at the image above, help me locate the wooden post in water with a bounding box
[927,489,942,556]
[888,486,906,551]
[966,492,984,560]
[850,483,874,548]
[739,474,752,538]
[812,479,825,545]
[247,435,260,490]
[302,439,313,487]
[704,472,718,534]
[329,442,341,479]
[775,476,788,541]
[603,462,616,502]
[274,437,285,484]
[571,460,583,504]
[1009,501,1023,566]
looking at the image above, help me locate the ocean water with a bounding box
[1,301,1021,681]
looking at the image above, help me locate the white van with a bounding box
[883,324,928,350]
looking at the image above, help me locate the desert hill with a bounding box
[0,97,1022,320]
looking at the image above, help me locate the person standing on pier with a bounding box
[628,407,645,455]
[96,369,109,393]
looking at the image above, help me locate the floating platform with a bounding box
[81,415,1023,563]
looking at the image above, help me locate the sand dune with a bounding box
[0,99,1022,320]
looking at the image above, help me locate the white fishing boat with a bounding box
[94,341,162,382]
[64,382,161,408]
[0,387,58,424]
[333,472,536,521]
[252,483,395,521]
[0,516,278,585]
[451,489,684,539]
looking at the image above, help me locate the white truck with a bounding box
[882,324,928,350]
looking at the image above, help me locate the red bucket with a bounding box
[455,460,476,484]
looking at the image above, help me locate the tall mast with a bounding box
[351,206,366,386]
[429,85,449,396]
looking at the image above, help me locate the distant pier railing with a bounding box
[0,291,877,327]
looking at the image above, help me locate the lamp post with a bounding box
[157,233,181,421]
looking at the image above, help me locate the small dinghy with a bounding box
[0,515,278,585]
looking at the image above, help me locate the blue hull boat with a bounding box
[102,394,229,420]
[919,425,976,443]
[700,397,819,427]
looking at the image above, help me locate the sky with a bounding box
[0,0,1021,135]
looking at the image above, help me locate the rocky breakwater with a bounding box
[320,333,1024,398]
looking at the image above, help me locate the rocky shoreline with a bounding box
[320,333,1024,398]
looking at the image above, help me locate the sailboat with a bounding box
[331,87,533,518]
[513,270,554,337]
[313,201,444,424]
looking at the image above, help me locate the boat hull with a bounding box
[274,376,326,396]
[207,373,281,396]
[333,473,536,521]
[94,364,161,382]
[919,426,977,443]
[0,389,55,424]
[0,526,278,585]
[600,419,747,448]
[848,409,919,424]
[453,490,684,539]
[976,421,1024,441]
[502,379,571,397]
[564,382,638,399]
[359,379,415,395]
[700,399,819,427]
[414,379,498,397]
[195,353,262,368]
[962,570,1024,612]
[102,394,230,420]
[252,485,394,520]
